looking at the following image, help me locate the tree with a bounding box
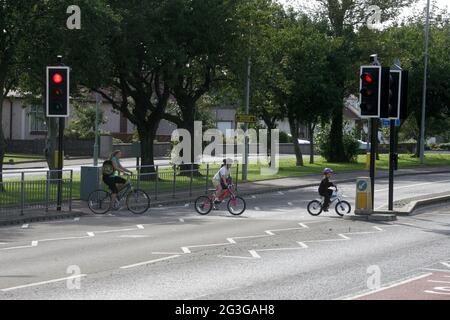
[0,0,38,189]
[160,0,240,171]
[314,0,415,162]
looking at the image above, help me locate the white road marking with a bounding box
[288,202,293,206]
[185,203,189,207]
[136,225,145,229]
[428,280,450,284]
[297,242,309,249]
[120,255,181,269]
[251,196,257,199]
[278,191,285,195]
[344,273,433,300]
[87,232,95,237]
[181,247,191,254]
[249,250,261,259]
[375,179,450,193]
[31,241,38,247]
[227,238,236,244]
[299,223,309,229]
[1,275,87,292]
[423,268,450,273]
[179,219,185,223]
[441,262,450,268]
[74,218,80,222]
[21,224,29,229]
[119,235,150,239]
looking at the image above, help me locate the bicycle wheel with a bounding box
[307,200,323,216]
[88,190,112,215]
[227,196,246,216]
[335,200,352,217]
[126,189,150,214]
[195,196,213,215]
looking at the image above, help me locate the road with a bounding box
[0,173,449,300]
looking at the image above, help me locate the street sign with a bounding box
[236,114,257,123]
[382,119,400,127]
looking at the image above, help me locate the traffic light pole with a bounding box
[369,118,378,210]
[56,55,64,211]
[388,119,396,211]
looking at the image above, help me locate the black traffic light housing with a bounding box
[359,66,390,118]
[46,66,70,117]
[380,69,409,120]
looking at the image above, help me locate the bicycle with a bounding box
[88,175,151,215]
[307,187,352,217]
[194,183,246,216]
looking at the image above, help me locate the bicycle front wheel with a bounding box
[335,200,352,217]
[195,196,213,215]
[227,196,246,216]
[88,190,112,215]
[126,189,150,214]
[307,200,323,216]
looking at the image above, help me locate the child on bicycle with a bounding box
[318,168,335,212]
[212,158,233,204]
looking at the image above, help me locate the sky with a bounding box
[277,0,449,20]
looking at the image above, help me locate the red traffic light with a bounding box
[52,73,63,84]
[361,73,374,84]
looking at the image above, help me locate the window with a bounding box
[29,105,47,134]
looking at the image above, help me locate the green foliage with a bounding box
[279,131,292,143]
[316,124,360,163]
[64,104,105,140]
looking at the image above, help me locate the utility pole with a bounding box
[420,0,431,164]
[242,56,251,181]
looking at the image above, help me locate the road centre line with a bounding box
[1,274,87,292]
[120,255,180,269]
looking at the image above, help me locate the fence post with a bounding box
[172,165,176,198]
[189,163,194,197]
[69,170,73,212]
[45,171,50,212]
[20,172,25,216]
[205,163,209,195]
[235,163,239,191]
[155,165,159,201]
[137,165,141,191]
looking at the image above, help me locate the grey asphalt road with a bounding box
[0,173,449,300]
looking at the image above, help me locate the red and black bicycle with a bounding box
[194,183,246,216]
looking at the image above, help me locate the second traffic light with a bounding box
[46,66,70,118]
[380,70,409,120]
[359,66,390,118]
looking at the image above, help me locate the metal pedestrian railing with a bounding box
[124,163,240,202]
[0,170,73,216]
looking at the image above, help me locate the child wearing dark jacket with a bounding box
[318,168,335,212]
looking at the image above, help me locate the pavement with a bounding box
[0,173,449,300]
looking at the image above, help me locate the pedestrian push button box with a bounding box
[355,177,373,214]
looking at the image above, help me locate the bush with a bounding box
[316,125,360,163]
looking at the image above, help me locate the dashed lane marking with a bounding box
[21,224,29,229]
[120,255,181,269]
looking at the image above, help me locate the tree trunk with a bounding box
[288,117,303,166]
[309,122,315,165]
[177,100,201,176]
[137,124,158,180]
[329,107,346,162]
